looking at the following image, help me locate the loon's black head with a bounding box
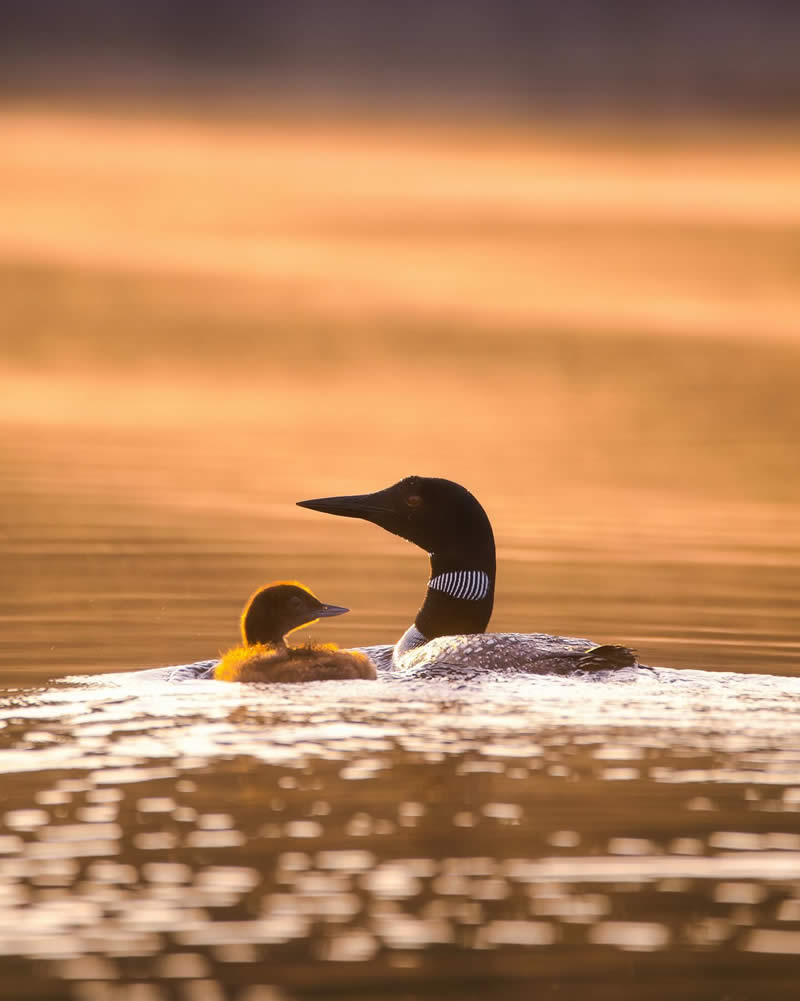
[298,477,496,639]
[297,476,494,564]
[241,582,349,646]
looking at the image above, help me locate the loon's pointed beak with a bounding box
[315,603,349,618]
[297,491,394,522]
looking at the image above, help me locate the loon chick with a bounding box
[297,478,638,676]
[214,582,376,683]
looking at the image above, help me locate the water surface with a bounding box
[2,108,800,999]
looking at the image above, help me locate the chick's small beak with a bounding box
[315,603,349,618]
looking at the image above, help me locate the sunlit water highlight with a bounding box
[1,667,800,999]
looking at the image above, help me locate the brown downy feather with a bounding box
[215,642,376,683]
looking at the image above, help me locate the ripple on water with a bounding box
[0,668,799,998]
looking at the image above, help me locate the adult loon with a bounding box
[214,582,376,683]
[297,477,638,676]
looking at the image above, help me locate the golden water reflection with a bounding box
[2,107,800,999]
[1,679,800,1001]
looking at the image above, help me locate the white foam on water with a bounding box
[0,663,797,776]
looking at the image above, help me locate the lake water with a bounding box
[1,108,800,1000]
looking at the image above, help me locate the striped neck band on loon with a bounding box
[297,476,496,641]
[428,570,491,602]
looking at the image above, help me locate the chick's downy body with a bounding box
[214,582,376,683]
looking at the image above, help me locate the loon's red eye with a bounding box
[407,495,423,508]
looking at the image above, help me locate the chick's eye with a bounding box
[407,495,423,508]
[289,596,303,609]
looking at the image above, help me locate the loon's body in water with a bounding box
[214,582,376,683]
[298,477,638,676]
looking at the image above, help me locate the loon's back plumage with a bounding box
[390,634,636,678]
